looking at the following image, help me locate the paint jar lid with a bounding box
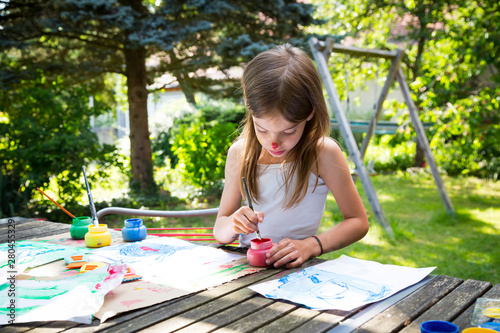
[124,218,144,227]
[72,216,92,225]
[421,320,459,333]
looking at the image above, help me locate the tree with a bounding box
[0,69,117,217]
[0,0,320,194]
[310,0,499,175]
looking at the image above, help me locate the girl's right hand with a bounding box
[231,207,264,235]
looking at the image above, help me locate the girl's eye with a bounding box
[257,129,267,134]
[283,131,296,136]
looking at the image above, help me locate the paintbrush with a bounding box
[242,177,262,240]
[82,166,99,227]
[36,187,76,219]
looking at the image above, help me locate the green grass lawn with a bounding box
[321,172,500,284]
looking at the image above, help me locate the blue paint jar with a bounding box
[122,218,147,242]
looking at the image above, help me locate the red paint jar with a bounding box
[247,238,272,267]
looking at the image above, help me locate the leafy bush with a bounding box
[431,88,499,179]
[172,118,239,196]
[153,98,245,197]
[0,71,120,218]
[356,87,499,179]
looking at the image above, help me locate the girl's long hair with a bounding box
[239,44,331,209]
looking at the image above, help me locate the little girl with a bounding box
[214,44,369,268]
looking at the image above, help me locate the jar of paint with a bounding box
[121,218,147,242]
[420,320,459,333]
[85,224,112,248]
[70,216,93,240]
[247,238,273,267]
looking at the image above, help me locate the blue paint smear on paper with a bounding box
[117,242,196,257]
[264,266,391,309]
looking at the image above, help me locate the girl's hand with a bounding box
[265,238,317,268]
[231,207,264,235]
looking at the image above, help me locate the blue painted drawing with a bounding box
[264,266,391,310]
[117,242,196,257]
[250,255,435,311]
[93,240,196,264]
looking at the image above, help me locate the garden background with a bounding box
[1,1,498,284]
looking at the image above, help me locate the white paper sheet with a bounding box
[249,255,436,311]
[0,262,126,325]
[90,237,245,289]
[0,240,90,281]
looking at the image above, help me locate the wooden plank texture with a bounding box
[140,259,324,333]
[356,275,463,333]
[73,265,292,333]
[399,279,492,333]
[288,311,345,333]
[254,307,321,333]
[144,285,261,332]
[213,301,297,333]
[174,296,274,333]
[0,220,70,243]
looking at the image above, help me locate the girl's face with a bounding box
[253,112,313,160]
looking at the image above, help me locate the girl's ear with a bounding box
[307,109,315,121]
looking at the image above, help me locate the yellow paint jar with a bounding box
[85,224,112,248]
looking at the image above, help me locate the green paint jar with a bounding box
[70,216,93,240]
[85,224,112,248]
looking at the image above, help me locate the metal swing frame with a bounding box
[309,37,455,236]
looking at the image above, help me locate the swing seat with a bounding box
[331,119,433,135]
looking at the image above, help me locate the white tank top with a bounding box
[239,163,329,247]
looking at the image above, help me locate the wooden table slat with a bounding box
[399,279,492,333]
[212,301,297,333]
[144,286,260,332]
[139,259,324,333]
[0,220,70,243]
[356,275,463,333]
[0,321,47,333]
[78,268,283,333]
[288,311,346,333]
[254,307,321,333]
[180,295,274,333]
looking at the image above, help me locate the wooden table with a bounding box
[1,217,498,333]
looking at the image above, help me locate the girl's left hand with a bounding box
[265,238,315,268]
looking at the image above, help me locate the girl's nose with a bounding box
[271,142,278,149]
